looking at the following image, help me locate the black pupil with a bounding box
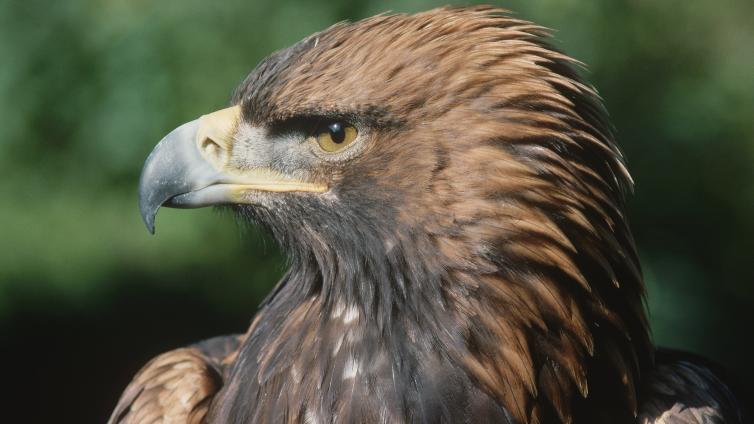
[328,122,345,144]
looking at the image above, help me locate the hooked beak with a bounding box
[138,105,327,234]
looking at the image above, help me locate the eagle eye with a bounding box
[313,121,358,152]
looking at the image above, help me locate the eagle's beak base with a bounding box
[138,105,326,234]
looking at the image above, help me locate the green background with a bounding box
[1,0,752,421]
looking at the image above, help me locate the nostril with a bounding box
[195,106,241,168]
[200,136,227,167]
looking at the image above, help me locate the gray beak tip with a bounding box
[138,119,203,236]
[139,193,158,235]
[145,216,156,235]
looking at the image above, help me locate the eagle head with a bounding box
[138,7,652,423]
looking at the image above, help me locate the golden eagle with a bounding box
[110,7,745,424]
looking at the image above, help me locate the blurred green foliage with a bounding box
[1,0,752,420]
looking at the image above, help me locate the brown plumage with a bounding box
[112,7,745,424]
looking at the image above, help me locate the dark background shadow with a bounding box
[1,0,752,421]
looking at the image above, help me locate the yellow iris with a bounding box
[315,122,358,152]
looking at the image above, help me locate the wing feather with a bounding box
[109,335,242,424]
[638,350,746,424]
